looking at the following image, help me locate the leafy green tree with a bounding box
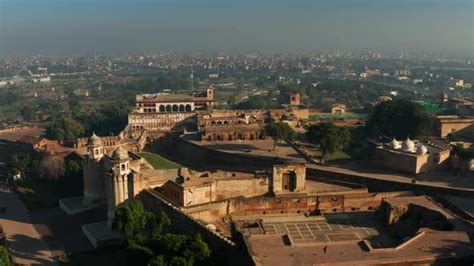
[20,106,36,121]
[0,246,13,266]
[114,200,212,266]
[338,126,351,149]
[65,159,82,177]
[264,122,296,150]
[112,200,154,240]
[148,255,166,266]
[10,153,31,178]
[185,234,211,263]
[127,240,154,266]
[169,256,187,266]
[46,117,85,144]
[306,123,350,164]
[366,99,430,138]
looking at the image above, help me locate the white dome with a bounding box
[205,224,217,231]
[401,137,415,152]
[416,145,428,155]
[389,138,401,149]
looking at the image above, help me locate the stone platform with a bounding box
[59,197,97,215]
[82,221,122,248]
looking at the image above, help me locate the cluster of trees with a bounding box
[0,246,13,266]
[9,153,82,180]
[46,117,86,144]
[0,91,21,106]
[46,102,131,145]
[112,200,211,266]
[234,95,279,110]
[264,122,297,150]
[366,99,430,139]
[306,123,351,164]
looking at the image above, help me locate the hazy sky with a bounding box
[1,0,473,57]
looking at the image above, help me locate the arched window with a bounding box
[224,120,229,125]
[172,105,178,112]
[159,105,165,112]
[179,105,185,112]
[185,104,192,112]
[166,105,172,112]
[121,164,126,171]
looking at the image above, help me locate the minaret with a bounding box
[107,146,131,222]
[83,132,105,205]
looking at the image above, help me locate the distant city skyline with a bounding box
[0,0,473,57]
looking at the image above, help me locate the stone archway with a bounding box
[185,104,192,112]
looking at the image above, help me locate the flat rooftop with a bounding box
[180,169,262,187]
[192,139,306,163]
[237,212,474,265]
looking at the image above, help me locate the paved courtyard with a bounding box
[194,139,307,163]
[245,212,396,248]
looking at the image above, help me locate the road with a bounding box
[0,188,57,265]
[308,163,474,193]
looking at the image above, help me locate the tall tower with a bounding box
[106,147,131,222]
[207,86,214,102]
[83,132,105,205]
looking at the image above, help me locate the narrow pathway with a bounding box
[0,188,57,265]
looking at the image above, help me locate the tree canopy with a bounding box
[366,99,430,139]
[264,122,296,150]
[0,246,13,266]
[306,122,351,164]
[112,200,211,266]
[45,117,85,144]
[10,153,31,177]
[112,200,155,240]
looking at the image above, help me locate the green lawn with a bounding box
[138,152,181,169]
[311,149,352,161]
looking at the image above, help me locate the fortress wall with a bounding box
[214,178,269,201]
[137,189,246,265]
[182,191,412,225]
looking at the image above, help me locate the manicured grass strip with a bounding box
[138,152,181,169]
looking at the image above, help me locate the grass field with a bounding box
[138,152,181,169]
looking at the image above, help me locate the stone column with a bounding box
[122,175,128,202]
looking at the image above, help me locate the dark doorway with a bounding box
[282,171,297,191]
